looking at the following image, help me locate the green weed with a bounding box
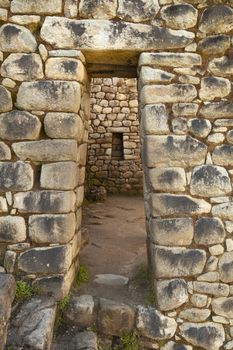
[76,264,89,287]
[55,295,70,329]
[15,280,38,302]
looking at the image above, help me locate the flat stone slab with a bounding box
[94,274,129,286]
[7,297,57,350]
[52,331,98,350]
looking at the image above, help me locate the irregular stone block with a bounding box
[0,24,37,52]
[213,145,233,166]
[194,217,225,245]
[212,297,233,319]
[151,194,211,217]
[0,274,16,350]
[0,197,7,212]
[18,245,72,274]
[200,101,233,119]
[144,135,207,167]
[153,246,206,278]
[41,162,78,190]
[0,142,11,160]
[180,322,225,350]
[149,167,186,192]
[219,252,233,283]
[140,67,175,85]
[14,191,76,213]
[172,103,199,117]
[0,161,33,191]
[150,217,193,246]
[17,81,81,112]
[79,0,117,19]
[40,17,194,54]
[8,297,57,350]
[9,15,41,30]
[29,213,76,244]
[94,274,128,286]
[137,306,177,340]
[199,5,233,34]
[4,250,17,273]
[208,56,233,77]
[64,295,95,328]
[139,52,201,67]
[98,298,135,336]
[155,279,188,311]
[190,165,232,197]
[141,104,169,135]
[0,216,26,243]
[161,4,197,29]
[179,308,210,322]
[1,53,43,81]
[11,0,62,14]
[0,85,12,112]
[188,118,212,138]
[118,0,159,22]
[45,58,86,82]
[192,282,229,297]
[12,140,78,161]
[161,342,192,350]
[141,84,197,104]
[0,110,41,140]
[197,35,230,56]
[199,76,231,101]
[44,113,84,140]
[227,130,233,144]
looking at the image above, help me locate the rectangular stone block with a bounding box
[0,216,26,243]
[141,84,197,104]
[44,113,84,140]
[151,194,211,217]
[16,81,81,112]
[0,161,33,191]
[40,162,78,190]
[14,191,76,213]
[45,58,86,82]
[12,140,78,161]
[150,217,193,246]
[11,0,62,14]
[153,245,206,278]
[144,135,207,167]
[29,213,76,244]
[141,104,169,135]
[139,53,202,67]
[148,167,186,192]
[18,245,72,274]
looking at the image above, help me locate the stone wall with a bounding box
[87,77,143,196]
[1,0,233,349]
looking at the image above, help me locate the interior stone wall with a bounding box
[1,0,233,349]
[87,77,143,196]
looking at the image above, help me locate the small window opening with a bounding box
[112,133,124,160]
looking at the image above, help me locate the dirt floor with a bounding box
[76,194,149,306]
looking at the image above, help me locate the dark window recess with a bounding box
[112,133,124,160]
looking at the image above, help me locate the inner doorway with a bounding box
[79,76,147,305]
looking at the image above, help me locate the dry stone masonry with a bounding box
[87,77,143,196]
[1,0,233,349]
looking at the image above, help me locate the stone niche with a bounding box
[1,0,233,349]
[86,77,143,198]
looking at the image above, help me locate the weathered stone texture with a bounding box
[0,85,12,112]
[44,113,83,140]
[212,297,233,319]
[155,279,188,311]
[0,110,41,140]
[199,5,233,34]
[194,217,225,246]
[150,218,193,246]
[12,140,78,161]
[79,0,117,19]
[141,104,169,135]
[11,0,63,14]
[180,322,225,350]
[0,161,33,191]
[153,246,206,278]
[219,252,233,283]
[29,214,76,244]
[151,194,211,217]
[137,306,177,340]
[149,167,186,192]
[160,4,198,29]
[14,191,76,213]
[40,162,78,190]
[118,0,160,22]
[197,35,230,56]
[18,245,72,274]
[139,53,201,67]
[208,56,233,77]
[1,53,43,81]
[45,58,86,82]
[199,76,231,101]
[16,81,81,112]
[0,216,26,242]
[141,84,197,104]
[190,165,232,197]
[145,135,207,167]
[0,24,37,52]
[213,145,233,166]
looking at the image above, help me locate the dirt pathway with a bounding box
[77,195,149,305]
